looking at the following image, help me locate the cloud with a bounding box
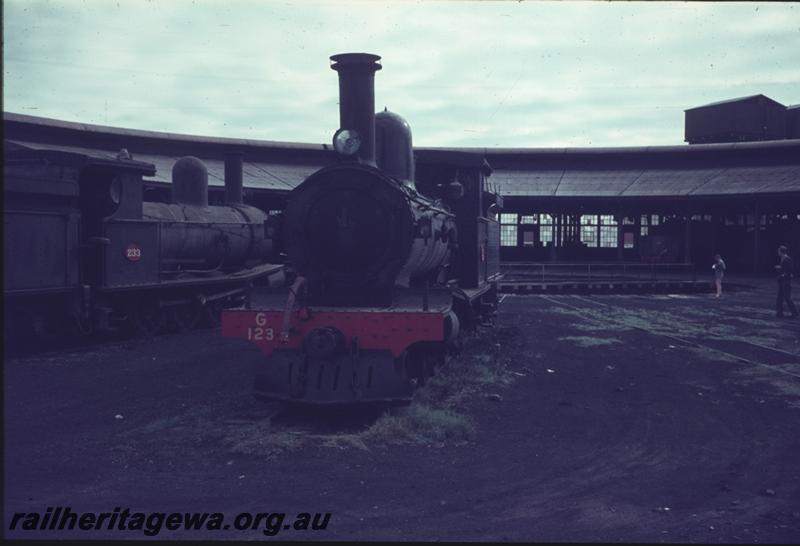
[3,0,799,147]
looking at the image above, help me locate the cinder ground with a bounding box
[4,276,800,542]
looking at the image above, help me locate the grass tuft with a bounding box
[223,421,302,456]
[362,404,476,445]
[353,328,517,446]
[558,335,622,347]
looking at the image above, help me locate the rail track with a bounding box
[4,320,222,359]
[538,293,800,380]
[499,279,710,295]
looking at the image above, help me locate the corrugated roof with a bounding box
[417,138,800,157]
[684,94,785,112]
[140,155,318,190]
[5,112,800,198]
[6,140,323,192]
[6,139,129,161]
[4,139,156,175]
[491,164,800,198]
[3,112,330,154]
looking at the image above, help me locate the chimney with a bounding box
[224,152,244,205]
[330,53,382,164]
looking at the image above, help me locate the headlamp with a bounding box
[332,128,362,156]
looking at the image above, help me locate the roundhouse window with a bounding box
[500,213,518,247]
[539,214,554,245]
[580,215,598,248]
[599,215,618,248]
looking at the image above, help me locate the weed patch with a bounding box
[362,404,476,445]
[350,326,518,447]
[558,336,622,347]
[223,420,302,457]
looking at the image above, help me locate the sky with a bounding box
[3,0,799,148]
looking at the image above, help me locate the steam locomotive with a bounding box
[3,143,279,343]
[222,53,502,404]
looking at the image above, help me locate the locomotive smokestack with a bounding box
[330,53,382,164]
[224,152,244,205]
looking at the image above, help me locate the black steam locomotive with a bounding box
[222,53,502,404]
[3,143,279,343]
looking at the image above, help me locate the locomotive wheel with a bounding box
[131,298,165,337]
[166,304,201,333]
[69,315,94,336]
[15,308,60,345]
[406,348,440,387]
[30,313,52,339]
[203,300,225,328]
[422,352,440,384]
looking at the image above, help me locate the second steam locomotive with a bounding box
[3,143,278,342]
[222,53,502,403]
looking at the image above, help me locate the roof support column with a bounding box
[635,213,642,250]
[616,202,624,262]
[753,199,760,273]
[710,212,718,258]
[552,212,561,262]
[684,201,692,265]
[793,212,800,266]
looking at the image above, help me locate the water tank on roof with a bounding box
[786,105,800,139]
[684,94,787,144]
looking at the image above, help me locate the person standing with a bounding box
[775,245,798,318]
[712,253,726,298]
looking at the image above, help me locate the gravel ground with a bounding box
[4,278,800,542]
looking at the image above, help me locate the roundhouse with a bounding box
[5,97,799,274]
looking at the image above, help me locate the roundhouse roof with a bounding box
[682,93,785,111]
[4,112,800,198]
